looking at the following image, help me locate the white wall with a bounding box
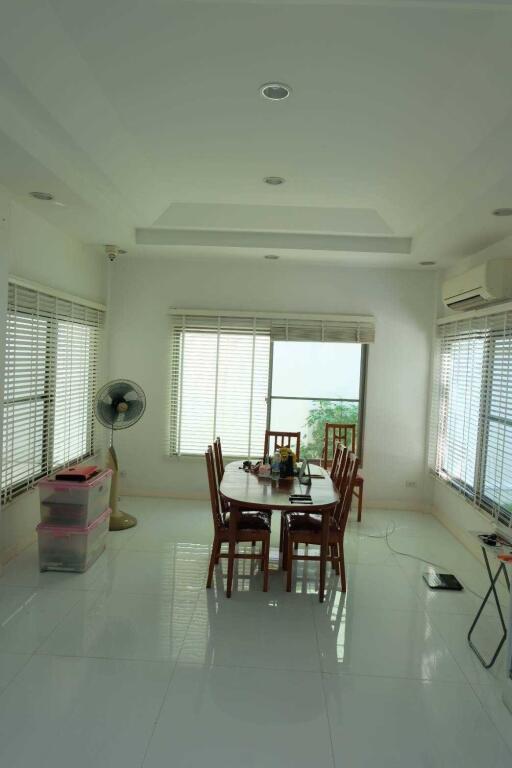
[0,193,107,564]
[8,201,105,300]
[108,256,437,509]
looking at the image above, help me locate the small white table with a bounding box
[467,532,511,669]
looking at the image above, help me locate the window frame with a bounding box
[434,324,512,527]
[265,341,368,463]
[169,323,271,458]
[2,309,50,498]
[437,335,484,498]
[50,318,99,470]
[170,322,368,461]
[478,335,512,526]
[168,310,375,459]
[2,281,105,504]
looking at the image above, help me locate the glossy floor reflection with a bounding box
[0,499,510,767]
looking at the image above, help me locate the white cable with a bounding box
[357,521,485,600]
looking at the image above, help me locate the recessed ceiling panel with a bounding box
[153,203,394,235]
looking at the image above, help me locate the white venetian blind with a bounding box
[432,308,512,529]
[168,309,375,457]
[267,315,375,343]
[2,280,105,503]
[169,314,271,456]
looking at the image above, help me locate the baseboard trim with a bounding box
[120,489,430,513]
[0,532,37,568]
[364,499,431,514]
[121,489,209,501]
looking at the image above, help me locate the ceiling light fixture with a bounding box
[419,261,436,266]
[29,191,54,201]
[260,82,291,101]
[264,176,285,186]
[264,254,279,260]
[492,208,512,217]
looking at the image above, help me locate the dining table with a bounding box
[220,461,340,602]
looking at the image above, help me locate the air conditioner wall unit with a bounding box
[442,259,512,312]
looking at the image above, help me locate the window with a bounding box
[169,316,271,456]
[169,310,374,457]
[1,281,105,503]
[432,311,512,527]
[268,341,365,460]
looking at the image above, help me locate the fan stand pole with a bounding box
[107,428,137,531]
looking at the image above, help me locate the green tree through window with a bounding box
[302,401,359,460]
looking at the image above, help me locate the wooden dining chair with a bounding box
[322,423,356,466]
[214,435,258,548]
[264,430,302,553]
[263,430,301,461]
[205,446,271,593]
[214,437,224,481]
[283,452,360,593]
[329,441,345,484]
[322,422,364,522]
[289,442,347,553]
[213,437,232,522]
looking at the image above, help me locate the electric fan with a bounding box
[95,379,146,531]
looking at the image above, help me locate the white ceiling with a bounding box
[2,0,512,267]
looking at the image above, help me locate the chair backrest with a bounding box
[214,437,224,481]
[331,444,349,488]
[329,441,341,478]
[205,446,224,532]
[334,452,360,532]
[322,423,356,467]
[263,430,301,461]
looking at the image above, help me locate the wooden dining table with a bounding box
[220,461,339,602]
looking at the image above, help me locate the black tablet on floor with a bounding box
[422,572,463,591]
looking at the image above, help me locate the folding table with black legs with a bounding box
[467,534,511,669]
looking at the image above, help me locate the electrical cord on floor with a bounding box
[357,521,485,601]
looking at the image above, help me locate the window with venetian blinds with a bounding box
[431,308,512,528]
[168,310,375,457]
[1,281,105,503]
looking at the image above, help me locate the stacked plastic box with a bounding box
[37,469,112,573]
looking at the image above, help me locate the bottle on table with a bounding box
[271,451,281,478]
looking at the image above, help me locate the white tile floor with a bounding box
[0,498,510,767]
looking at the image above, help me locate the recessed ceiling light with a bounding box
[260,83,291,101]
[29,191,54,201]
[264,254,279,260]
[264,176,285,186]
[492,208,512,217]
[419,261,436,266]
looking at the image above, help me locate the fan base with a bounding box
[109,510,137,531]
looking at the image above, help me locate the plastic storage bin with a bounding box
[37,508,111,573]
[39,469,112,528]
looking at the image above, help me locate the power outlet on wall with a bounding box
[405,480,417,488]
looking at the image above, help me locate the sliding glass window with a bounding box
[268,341,365,460]
[432,312,512,528]
[169,311,373,460]
[1,282,105,503]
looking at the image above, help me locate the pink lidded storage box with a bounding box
[39,468,112,528]
[37,507,111,573]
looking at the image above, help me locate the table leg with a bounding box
[467,547,510,668]
[319,508,329,603]
[226,502,239,598]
